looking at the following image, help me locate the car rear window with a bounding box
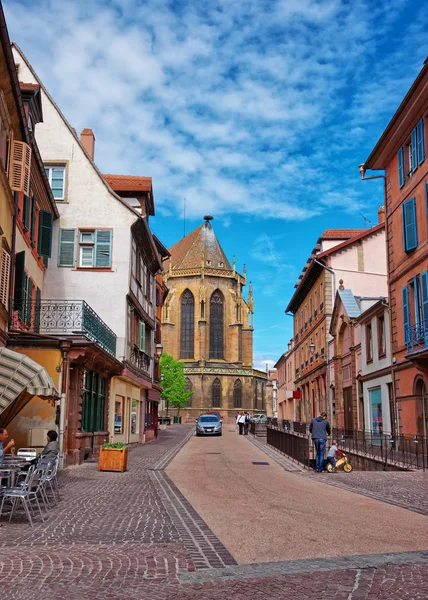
[199,416,219,423]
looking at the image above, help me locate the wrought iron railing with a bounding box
[127,345,153,378]
[267,427,311,468]
[406,320,428,353]
[15,299,117,356]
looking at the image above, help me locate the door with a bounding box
[343,386,353,433]
[369,388,383,436]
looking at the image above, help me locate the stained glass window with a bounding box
[212,378,222,407]
[233,379,242,408]
[210,290,224,359]
[180,289,194,358]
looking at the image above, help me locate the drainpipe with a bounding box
[358,166,398,439]
[58,340,71,468]
[313,259,336,424]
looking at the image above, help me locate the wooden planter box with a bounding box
[98,447,128,472]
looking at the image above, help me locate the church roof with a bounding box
[167,217,232,271]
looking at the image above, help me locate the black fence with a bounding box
[249,422,268,437]
[267,427,311,468]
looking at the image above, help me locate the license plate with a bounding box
[205,428,213,432]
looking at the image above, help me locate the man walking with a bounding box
[309,412,331,472]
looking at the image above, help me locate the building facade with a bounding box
[363,60,428,437]
[161,216,270,421]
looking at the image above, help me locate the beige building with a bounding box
[162,216,270,421]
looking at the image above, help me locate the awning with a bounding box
[0,347,59,424]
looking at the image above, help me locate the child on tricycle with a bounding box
[326,439,353,472]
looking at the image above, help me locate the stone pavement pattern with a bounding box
[0,425,428,599]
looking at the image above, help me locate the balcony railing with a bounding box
[16,299,117,356]
[127,345,153,379]
[406,320,428,354]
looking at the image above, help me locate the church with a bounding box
[161,216,271,421]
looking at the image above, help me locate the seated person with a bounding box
[23,430,59,470]
[326,439,344,472]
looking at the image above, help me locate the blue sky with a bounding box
[4,0,428,369]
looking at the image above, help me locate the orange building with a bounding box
[363,60,428,436]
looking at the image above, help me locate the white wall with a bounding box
[363,376,392,435]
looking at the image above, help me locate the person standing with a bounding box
[244,411,250,435]
[309,412,331,472]
[236,412,246,435]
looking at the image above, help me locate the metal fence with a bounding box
[249,422,268,437]
[267,427,311,468]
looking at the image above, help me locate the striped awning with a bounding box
[0,347,59,414]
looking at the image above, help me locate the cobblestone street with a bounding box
[1,426,428,599]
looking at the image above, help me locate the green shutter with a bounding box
[95,229,112,267]
[34,287,41,333]
[30,195,37,245]
[23,195,31,230]
[21,272,28,322]
[14,251,25,319]
[26,278,34,327]
[138,320,146,351]
[150,328,154,357]
[58,228,76,267]
[38,210,54,258]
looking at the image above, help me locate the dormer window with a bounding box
[218,261,224,267]
[206,260,211,266]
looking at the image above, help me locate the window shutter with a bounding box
[0,248,11,308]
[398,147,404,188]
[26,278,34,327]
[95,229,112,267]
[417,119,425,165]
[414,276,420,327]
[38,210,53,258]
[9,140,31,196]
[14,250,25,319]
[150,328,154,358]
[23,194,31,230]
[402,198,418,251]
[30,195,37,243]
[420,271,428,329]
[34,287,41,333]
[425,180,428,222]
[138,320,146,352]
[58,228,76,267]
[402,286,410,345]
[411,127,417,172]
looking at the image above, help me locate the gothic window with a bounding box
[200,300,205,319]
[180,289,194,358]
[185,377,193,407]
[233,379,242,408]
[210,289,224,359]
[212,378,222,408]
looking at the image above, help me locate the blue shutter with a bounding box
[425,180,428,222]
[411,127,417,172]
[402,198,418,251]
[38,210,53,258]
[30,195,37,245]
[95,229,112,268]
[402,286,410,346]
[414,276,420,328]
[398,147,404,187]
[58,229,76,267]
[23,195,31,230]
[421,272,428,345]
[417,119,425,165]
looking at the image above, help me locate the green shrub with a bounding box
[102,442,128,450]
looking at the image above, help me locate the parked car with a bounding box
[206,411,223,422]
[195,414,222,436]
[250,413,267,424]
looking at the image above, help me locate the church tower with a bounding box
[162,216,270,420]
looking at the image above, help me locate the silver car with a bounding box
[195,414,222,436]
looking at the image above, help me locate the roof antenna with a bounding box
[183,197,186,238]
[359,213,372,228]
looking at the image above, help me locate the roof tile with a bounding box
[167,220,231,271]
[104,173,152,193]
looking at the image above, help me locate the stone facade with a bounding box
[161,217,269,421]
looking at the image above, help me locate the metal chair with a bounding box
[0,466,46,526]
[17,448,37,461]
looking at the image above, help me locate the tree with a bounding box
[160,353,192,416]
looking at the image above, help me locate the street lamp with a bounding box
[309,343,315,354]
[155,343,163,357]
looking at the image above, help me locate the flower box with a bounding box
[98,446,128,472]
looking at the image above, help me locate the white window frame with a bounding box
[79,230,95,268]
[44,165,66,200]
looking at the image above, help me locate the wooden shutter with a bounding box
[402,286,410,345]
[26,278,34,327]
[417,119,425,165]
[9,140,31,196]
[95,229,112,267]
[58,228,76,267]
[398,147,404,188]
[14,250,25,319]
[30,195,37,244]
[0,248,11,308]
[402,198,418,252]
[138,320,146,352]
[38,210,53,258]
[411,127,417,173]
[23,194,31,230]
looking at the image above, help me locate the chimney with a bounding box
[80,128,95,160]
[378,205,385,224]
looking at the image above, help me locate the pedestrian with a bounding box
[236,412,246,435]
[326,439,344,472]
[309,412,331,472]
[244,411,250,435]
